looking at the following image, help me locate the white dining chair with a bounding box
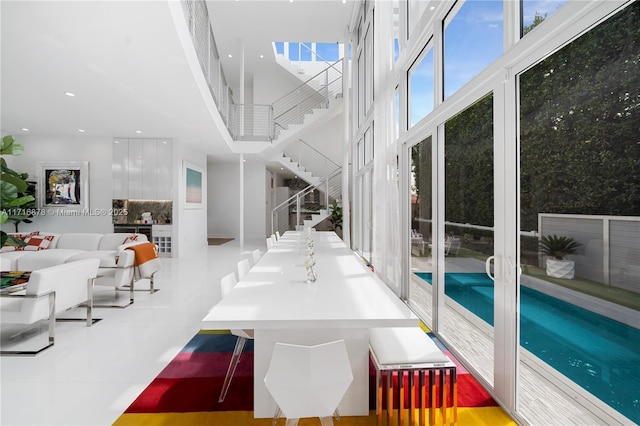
[236,258,251,280]
[264,339,353,426]
[275,231,281,240]
[266,237,274,250]
[250,249,261,266]
[218,272,254,403]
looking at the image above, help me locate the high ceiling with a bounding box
[207,0,357,95]
[0,0,357,162]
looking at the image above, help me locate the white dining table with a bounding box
[201,231,418,418]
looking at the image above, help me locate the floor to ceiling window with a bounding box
[354,0,637,424]
[518,3,640,423]
[440,94,495,386]
[408,135,433,325]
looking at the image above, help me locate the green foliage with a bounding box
[412,4,639,237]
[1,135,36,246]
[539,234,581,260]
[444,94,494,228]
[328,200,343,230]
[520,3,640,230]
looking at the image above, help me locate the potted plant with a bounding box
[1,135,36,247]
[539,234,581,279]
[328,200,343,237]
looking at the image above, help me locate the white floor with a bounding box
[0,239,263,426]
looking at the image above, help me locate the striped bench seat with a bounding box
[369,327,457,426]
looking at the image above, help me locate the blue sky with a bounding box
[408,0,567,124]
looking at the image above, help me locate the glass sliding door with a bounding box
[408,136,433,325]
[518,3,640,424]
[440,94,495,386]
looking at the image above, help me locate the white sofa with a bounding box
[1,233,149,297]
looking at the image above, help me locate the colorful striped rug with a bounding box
[114,330,515,425]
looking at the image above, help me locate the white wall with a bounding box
[0,135,115,234]
[244,162,266,238]
[253,62,302,105]
[207,160,266,240]
[207,163,239,238]
[0,133,209,258]
[176,142,208,257]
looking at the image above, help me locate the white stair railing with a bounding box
[180,1,344,144]
[282,139,341,183]
[272,59,343,140]
[271,168,343,236]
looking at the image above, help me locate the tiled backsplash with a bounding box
[112,199,173,224]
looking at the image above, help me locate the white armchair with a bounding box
[90,249,137,307]
[1,258,100,355]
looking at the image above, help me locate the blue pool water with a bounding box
[415,272,640,423]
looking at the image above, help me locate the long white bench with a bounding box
[369,327,457,426]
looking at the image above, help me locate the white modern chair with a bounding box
[218,272,254,402]
[0,259,100,355]
[275,231,281,240]
[266,237,274,250]
[236,258,251,280]
[264,339,353,426]
[250,249,261,266]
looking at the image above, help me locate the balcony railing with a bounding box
[181,1,344,144]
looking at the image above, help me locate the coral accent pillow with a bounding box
[122,234,140,244]
[21,234,55,251]
[0,231,40,252]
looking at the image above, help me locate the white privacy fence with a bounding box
[539,214,640,292]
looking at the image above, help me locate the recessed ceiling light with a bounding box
[65,91,76,97]
[135,130,142,134]
[114,140,120,144]
[280,167,283,170]
[78,129,85,133]
[162,140,168,144]
[228,54,232,58]
[21,128,29,132]
[260,54,264,59]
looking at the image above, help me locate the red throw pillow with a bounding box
[1,231,40,252]
[122,234,139,244]
[21,234,55,251]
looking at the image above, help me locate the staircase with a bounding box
[271,168,343,236]
[276,139,340,186]
[271,59,343,142]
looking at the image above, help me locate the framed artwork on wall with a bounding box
[37,161,89,210]
[183,161,203,209]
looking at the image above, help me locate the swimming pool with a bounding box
[415,272,640,423]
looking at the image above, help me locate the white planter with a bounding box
[546,258,575,279]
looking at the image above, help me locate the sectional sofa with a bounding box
[1,232,149,293]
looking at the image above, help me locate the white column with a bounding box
[341,31,351,247]
[239,39,245,249]
[239,154,244,249]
